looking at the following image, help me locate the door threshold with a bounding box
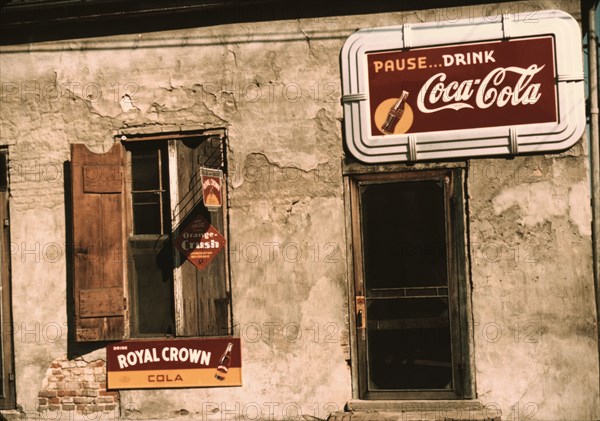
[326,399,501,421]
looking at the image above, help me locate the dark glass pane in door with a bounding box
[360,179,453,391]
[361,181,447,289]
[367,297,452,390]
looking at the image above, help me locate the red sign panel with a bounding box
[367,36,557,136]
[107,338,241,389]
[175,215,225,270]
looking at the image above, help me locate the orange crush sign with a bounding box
[107,338,242,389]
[174,214,226,271]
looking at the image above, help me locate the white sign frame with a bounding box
[340,10,585,163]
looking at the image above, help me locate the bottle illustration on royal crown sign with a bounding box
[214,342,233,381]
[380,90,410,134]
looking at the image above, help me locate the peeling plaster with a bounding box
[492,180,569,226]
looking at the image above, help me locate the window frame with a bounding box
[123,140,175,338]
[346,167,474,400]
[121,134,232,340]
[129,141,170,236]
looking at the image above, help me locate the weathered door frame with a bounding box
[0,148,16,409]
[343,163,475,401]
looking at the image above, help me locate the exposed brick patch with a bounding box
[37,356,119,414]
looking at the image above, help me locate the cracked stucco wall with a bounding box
[0,12,354,421]
[0,0,598,420]
[469,149,599,419]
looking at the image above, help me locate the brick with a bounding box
[95,374,105,382]
[72,368,83,376]
[66,382,79,389]
[84,405,101,414]
[91,360,105,368]
[99,390,118,397]
[38,398,48,405]
[38,390,57,398]
[80,389,99,397]
[99,382,107,390]
[76,361,87,368]
[96,397,114,404]
[50,362,61,369]
[48,405,61,412]
[51,369,62,375]
[61,397,74,403]
[49,397,61,405]
[73,397,94,404]
[37,405,49,412]
[80,381,96,388]
[102,404,117,411]
[93,367,104,375]
[62,403,76,411]
[57,389,76,397]
[55,381,67,389]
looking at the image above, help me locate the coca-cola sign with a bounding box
[367,37,556,136]
[341,10,585,163]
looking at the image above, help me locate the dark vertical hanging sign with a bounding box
[201,168,223,211]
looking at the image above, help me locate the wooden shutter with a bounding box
[71,143,125,341]
[176,137,229,336]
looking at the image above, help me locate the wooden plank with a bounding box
[77,317,124,342]
[80,288,124,317]
[73,186,102,289]
[83,164,122,193]
[176,137,229,337]
[177,141,200,336]
[102,193,124,288]
[198,210,228,336]
[169,140,185,337]
[194,138,228,336]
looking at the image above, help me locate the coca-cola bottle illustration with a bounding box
[214,342,233,381]
[381,90,410,134]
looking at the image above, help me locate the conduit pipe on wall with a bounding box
[588,0,600,394]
